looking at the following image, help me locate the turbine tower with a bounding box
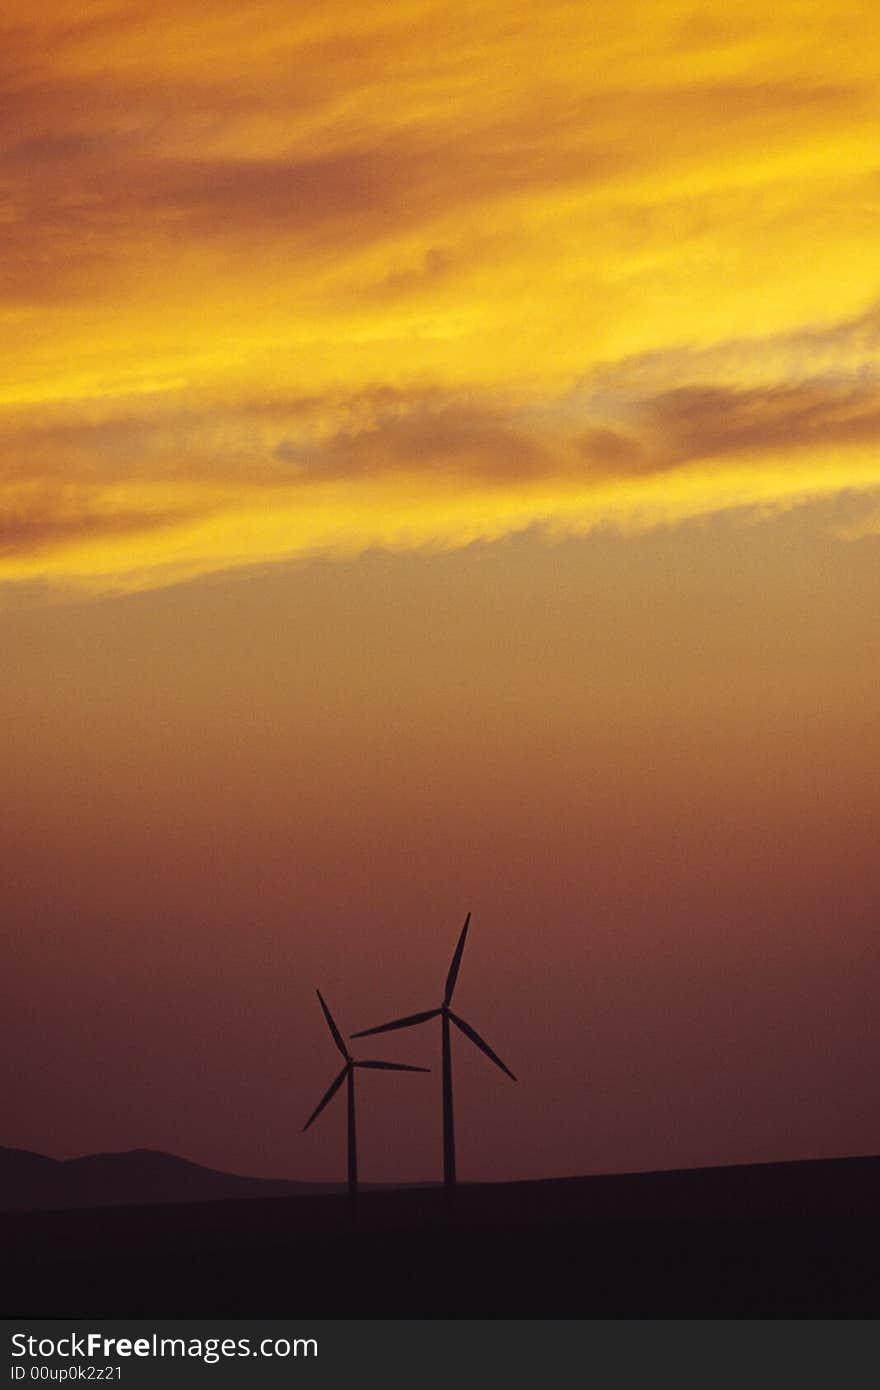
[351,913,516,1195]
[303,990,429,1202]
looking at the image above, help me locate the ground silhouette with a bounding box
[3,1153,880,1316]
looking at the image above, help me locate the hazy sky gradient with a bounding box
[2,0,879,1183]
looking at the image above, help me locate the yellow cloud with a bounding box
[2,0,879,591]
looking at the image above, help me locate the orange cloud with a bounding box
[1,0,879,590]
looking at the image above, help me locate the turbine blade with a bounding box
[316,990,349,1059]
[302,1065,348,1131]
[351,1008,441,1038]
[444,912,471,1005]
[449,1011,517,1081]
[354,1060,431,1072]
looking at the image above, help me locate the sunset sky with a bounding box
[3,0,879,1185]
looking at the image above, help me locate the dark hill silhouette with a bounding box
[0,1146,341,1212]
[3,1152,880,1315]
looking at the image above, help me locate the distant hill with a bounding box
[6,1145,880,1219]
[0,1146,341,1212]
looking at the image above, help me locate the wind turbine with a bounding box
[351,913,516,1196]
[303,990,429,1202]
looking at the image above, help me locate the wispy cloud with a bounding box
[2,0,879,589]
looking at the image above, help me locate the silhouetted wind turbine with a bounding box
[351,913,516,1196]
[303,991,429,1203]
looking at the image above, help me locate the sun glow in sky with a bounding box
[3,1,880,1185]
